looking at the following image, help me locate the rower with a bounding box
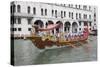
[65,34,68,41]
[73,33,75,40]
[70,34,73,41]
[68,34,71,41]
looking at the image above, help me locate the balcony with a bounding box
[11,12,34,18]
[78,18,93,22]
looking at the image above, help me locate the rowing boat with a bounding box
[30,24,89,49]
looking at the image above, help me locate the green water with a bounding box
[13,36,97,66]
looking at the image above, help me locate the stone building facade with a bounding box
[10,1,97,37]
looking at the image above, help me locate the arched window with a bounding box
[41,8,43,15]
[34,20,44,28]
[28,6,30,13]
[64,22,71,32]
[70,4,73,7]
[89,6,91,10]
[79,21,81,26]
[83,5,87,10]
[64,11,66,17]
[33,7,36,15]
[11,5,13,13]
[76,13,78,19]
[79,5,81,9]
[13,4,16,13]
[69,12,71,18]
[55,10,57,18]
[79,13,81,19]
[84,14,87,19]
[72,22,78,33]
[17,5,21,12]
[72,12,73,19]
[18,18,21,24]
[89,22,91,26]
[56,21,63,33]
[68,4,71,7]
[89,15,91,19]
[28,19,31,24]
[52,10,54,16]
[45,9,47,15]
[61,11,63,18]
[75,5,77,8]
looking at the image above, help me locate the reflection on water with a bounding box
[13,36,97,66]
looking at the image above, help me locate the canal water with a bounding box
[13,36,97,66]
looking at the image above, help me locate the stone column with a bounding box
[70,22,72,34]
[62,23,64,33]
[82,21,84,31]
[54,29,56,35]
[77,22,79,34]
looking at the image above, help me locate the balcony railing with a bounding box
[78,18,93,22]
[11,12,34,18]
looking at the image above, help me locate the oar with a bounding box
[77,41,83,45]
[67,43,77,48]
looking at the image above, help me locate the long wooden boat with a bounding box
[30,24,89,49]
